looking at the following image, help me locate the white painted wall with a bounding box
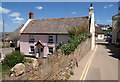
[97,34,104,40]
[57,35,69,44]
[20,34,69,57]
[89,5,95,50]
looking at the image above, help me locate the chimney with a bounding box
[29,11,34,19]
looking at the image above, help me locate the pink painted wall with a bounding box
[20,34,69,57]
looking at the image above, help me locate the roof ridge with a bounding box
[35,16,88,21]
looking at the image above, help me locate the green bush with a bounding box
[2,45,10,48]
[23,58,33,63]
[68,24,89,36]
[60,33,91,55]
[65,74,71,80]
[70,70,74,75]
[3,51,25,67]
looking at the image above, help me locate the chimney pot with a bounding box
[29,11,34,19]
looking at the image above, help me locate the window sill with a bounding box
[29,42,34,43]
[29,52,35,54]
[48,42,53,43]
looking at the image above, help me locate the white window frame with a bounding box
[48,36,53,43]
[49,47,53,54]
[29,46,35,54]
[29,35,34,43]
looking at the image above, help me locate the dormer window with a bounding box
[48,36,53,43]
[29,35,34,43]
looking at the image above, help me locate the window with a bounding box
[48,36,53,43]
[49,47,53,54]
[29,35,34,43]
[41,48,43,52]
[29,46,35,54]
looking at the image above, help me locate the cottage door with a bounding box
[38,47,44,58]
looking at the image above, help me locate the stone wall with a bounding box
[4,38,91,80]
[0,48,14,60]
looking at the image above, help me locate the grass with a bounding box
[1,64,11,78]
[70,70,74,75]
[23,58,33,63]
[65,74,71,80]
[65,70,74,80]
[0,46,10,48]
[0,64,2,79]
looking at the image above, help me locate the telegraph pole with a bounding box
[2,20,5,47]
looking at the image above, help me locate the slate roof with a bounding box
[112,13,120,20]
[22,16,89,34]
[5,24,24,40]
[95,26,104,34]
[35,40,44,47]
[1,32,11,40]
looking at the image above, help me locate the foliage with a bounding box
[23,58,33,63]
[65,70,74,80]
[65,73,71,80]
[1,64,11,77]
[1,45,10,48]
[103,29,112,33]
[68,23,89,37]
[3,51,25,67]
[70,70,74,75]
[60,33,91,55]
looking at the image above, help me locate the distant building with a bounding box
[95,26,105,40]
[2,24,23,48]
[96,24,112,31]
[1,32,12,47]
[112,13,120,43]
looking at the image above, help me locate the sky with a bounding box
[0,2,119,32]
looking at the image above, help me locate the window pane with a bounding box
[30,46,34,52]
[49,36,53,38]
[29,35,34,43]
[41,48,43,52]
[49,47,53,54]
[48,36,53,43]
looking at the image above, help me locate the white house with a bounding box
[19,4,95,57]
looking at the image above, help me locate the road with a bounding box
[69,43,119,80]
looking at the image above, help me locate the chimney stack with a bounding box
[29,11,34,19]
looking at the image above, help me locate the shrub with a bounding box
[23,58,33,63]
[3,51,25,67]
[65,74,71,80]
[2,45,10,48]
[70,70,74,75]
[60,33,91,55]
[68,23,89,36]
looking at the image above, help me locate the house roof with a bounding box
[1,32,12,40]
[22,16,89,34]
[112,13,120,20]
[95,26,104,34]
[35,40,44,47]
[5,24,24,41]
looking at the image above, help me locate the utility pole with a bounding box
[2,20,5,47]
